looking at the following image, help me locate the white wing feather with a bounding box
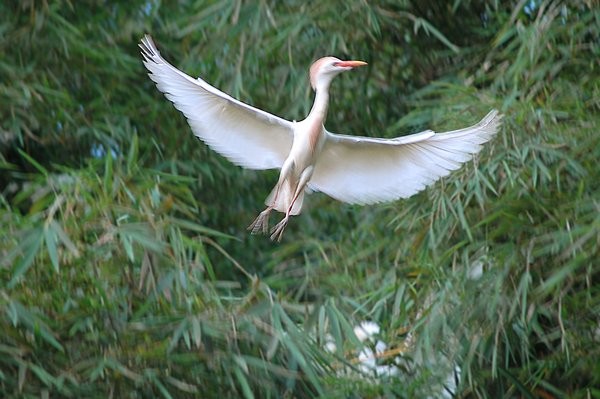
[139,35,294,170]
[308,110,502,204]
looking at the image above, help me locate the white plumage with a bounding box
[140,35,502,241]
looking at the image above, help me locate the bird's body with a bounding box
[140,35,502,241]
[248,69,337,239]
[271,117,324,215]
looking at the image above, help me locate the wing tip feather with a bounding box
[478,109,503,136]
[139,34,157,59]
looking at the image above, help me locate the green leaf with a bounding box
[170,217,237,240]
[44,224,59,272]
[17,149,48,176]
[8,227,44,288]
[233,365,255,399]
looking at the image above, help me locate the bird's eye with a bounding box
[332,62,340,67]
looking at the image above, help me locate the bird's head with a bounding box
[309,56,367,91]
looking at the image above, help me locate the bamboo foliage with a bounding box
[1,0,599,397]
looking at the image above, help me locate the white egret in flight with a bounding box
[140,35,501,241]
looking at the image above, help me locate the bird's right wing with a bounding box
[140,35,294,170]
[308,110,502,204]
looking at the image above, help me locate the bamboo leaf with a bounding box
[233,365,255,399]
[8,227,44,288]
[44,224,59,272]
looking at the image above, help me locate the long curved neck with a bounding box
[307,84,331,123]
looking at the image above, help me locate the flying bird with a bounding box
[140,35,501,241]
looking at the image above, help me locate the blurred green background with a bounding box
[1,0,598,397]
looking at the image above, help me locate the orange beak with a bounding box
[335,60,368,68]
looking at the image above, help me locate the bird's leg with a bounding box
[250,161,294,236]
[268,182,292,241]
[248,177,286,235]
[270,167,313,242]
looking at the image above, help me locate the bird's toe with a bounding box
[248,210,271,235]
[270,217,289,242]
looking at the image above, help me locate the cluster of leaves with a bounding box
[1,0,598,397]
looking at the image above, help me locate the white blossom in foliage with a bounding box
[354,321,380,342]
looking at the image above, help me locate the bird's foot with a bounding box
[248,209,271,235]
[270,216,289,242]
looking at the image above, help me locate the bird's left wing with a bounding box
[140,35,294,170]
[308,110,502,204]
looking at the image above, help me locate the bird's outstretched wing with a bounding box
[140,35,294,170]
[308,110,502,204]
